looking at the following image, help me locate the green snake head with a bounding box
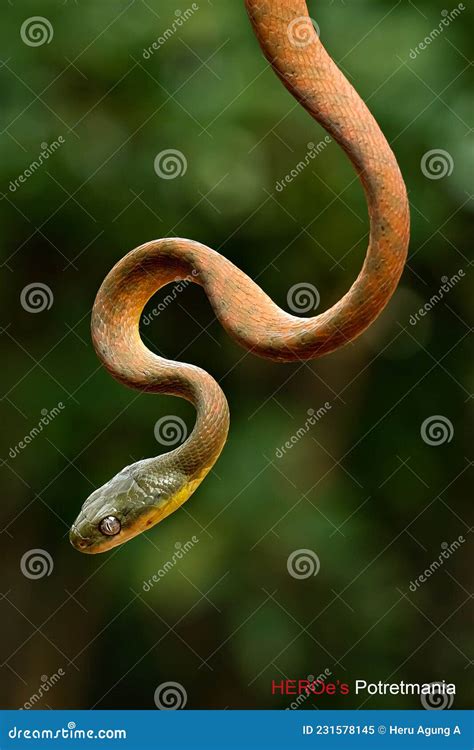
[69,459,189,554]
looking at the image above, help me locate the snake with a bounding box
[70,0,409,553]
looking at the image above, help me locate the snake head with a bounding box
[69,459,189,554]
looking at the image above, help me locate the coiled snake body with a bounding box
[70,1,409,553]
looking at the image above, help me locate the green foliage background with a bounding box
[0,0,472,709]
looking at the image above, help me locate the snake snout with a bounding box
[69,523,92,552]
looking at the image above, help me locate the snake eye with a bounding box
[99,516,121,536]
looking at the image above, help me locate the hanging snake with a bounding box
[70,0,409,553]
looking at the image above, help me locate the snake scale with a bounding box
[70,0,409,553]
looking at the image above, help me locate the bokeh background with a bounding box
[1,0,472,711]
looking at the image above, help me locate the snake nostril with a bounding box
[70,525,89,550]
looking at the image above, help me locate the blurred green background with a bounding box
[1,0,472,710]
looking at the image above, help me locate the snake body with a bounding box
[70,0,409,553]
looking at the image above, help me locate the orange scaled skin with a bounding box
[70,0,409,553]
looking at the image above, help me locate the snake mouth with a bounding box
[69,526,115,554]
[69,523,95,552]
